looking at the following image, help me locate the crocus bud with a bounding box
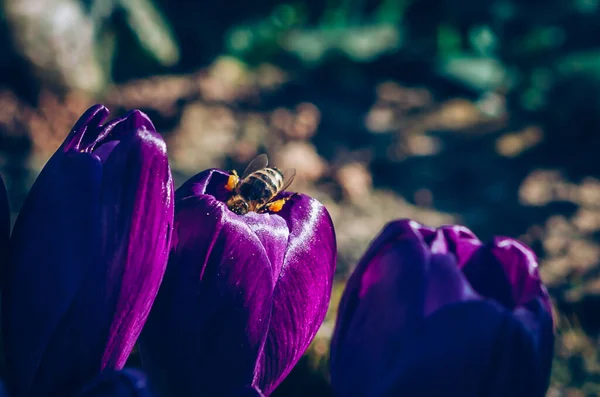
[330,219,554,397]
[140,168,337,396]
[76,369,153,397]
[2,105,174,397]
[0,175,8,280]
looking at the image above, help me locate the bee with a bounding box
[225,154,296,215]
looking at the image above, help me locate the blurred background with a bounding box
[0,0,599,395]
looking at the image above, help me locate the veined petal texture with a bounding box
[2,105,174,397]
[140,168,336,396]
[330,219,553,397]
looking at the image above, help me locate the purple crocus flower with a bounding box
[76,369,153,397]
[330,219,554,397]
[139,168,337,396]
[2,105,174,397]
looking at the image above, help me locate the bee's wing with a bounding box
[279,168,296,192]
[242,154,269,178]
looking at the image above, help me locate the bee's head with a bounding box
[227,196,249,215]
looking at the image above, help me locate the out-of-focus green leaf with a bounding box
[117,0,180,66]
[283,25,402,64]
[437,55,512,92]
[574,0,599,13]
[374,0,412,24]
[511,26,565,56]
[556,50,600,76]
[437,24,462,58]
[469,25,497,57]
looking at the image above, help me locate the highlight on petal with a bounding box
[140,194,275,396]
[141,168,336,396]
[3,105,173,397]
[99,114,173,370]
[330,219,554,397]
[61,104,110,153]
[257,193,336,395]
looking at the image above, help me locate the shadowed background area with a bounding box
[0,0,599,395]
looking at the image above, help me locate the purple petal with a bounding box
[3,108,173,397]
[331,219,425,363]
[3,153,103,397]
[422,254,479,317]
[331,219,554,397]
[462,237,551,313]
[257,193,336,395]
[61,104,110,153]
[372,301,541,397]
[330,221,428,397]
[139,192,276,396]
[99,124,174,369]
[76,369,153,397]
[175,168,231,202]
[0,175,9,283]
[142,169,335,396]
[437,225,483,266]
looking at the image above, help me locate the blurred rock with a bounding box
[231,113,269,163]
[519,170,568,206]
[365,104,396,133]
[429,99,486,131]
[334,162,372,203]
[198,56,258,103]
[332,190,456,272]
[270,103,321,140]
[273,142,327,184]
[577,177,600,209]
[255,63,288,91]
[3,0,104,92]
[376,82,432,110]
[495,126,543,157]
[167,103,237,173]
[107,74,198,117]
[571,208,600,233]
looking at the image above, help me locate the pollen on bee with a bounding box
[225,171,239,191]
[266,198,287,213]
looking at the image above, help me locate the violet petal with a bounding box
[62,104,110,153]
[140,193,275,396]
[422,253,479,317]
[4,153,103,397]
[142,169,335,396]
[437,225,483,266]
[98,123,174,369]
[3,107,173,397]
[331,220,426,367]
[331,242,426,396]
[373,301,540,397]
[257,193,336,395]
[331,219,554,397]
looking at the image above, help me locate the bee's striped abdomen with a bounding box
[237,168,284,205]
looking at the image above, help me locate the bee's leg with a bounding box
[225,170,239,191]
[264,193,298,213]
